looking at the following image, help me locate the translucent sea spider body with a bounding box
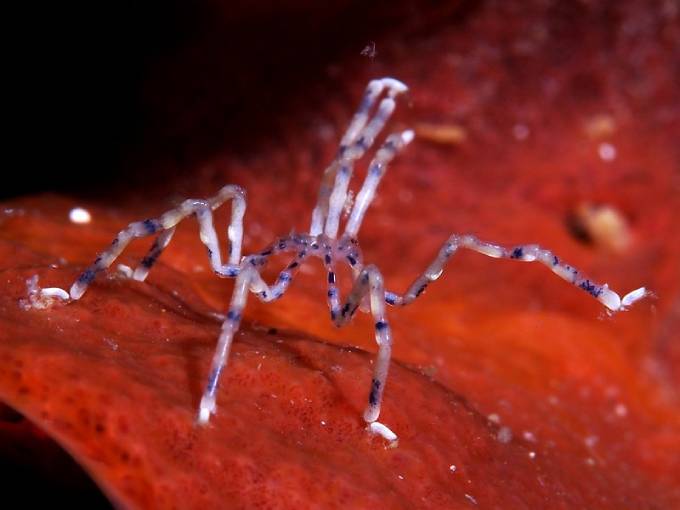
[39,77,647,439]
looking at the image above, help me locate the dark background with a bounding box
[6,0,467,200]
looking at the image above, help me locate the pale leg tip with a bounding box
[197,395,216,425]
[69,283,85,301]
[622,287,648,308]
[363,406,380,424]
[367,421,399,445]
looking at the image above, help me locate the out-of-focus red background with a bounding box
[2,1,679,507]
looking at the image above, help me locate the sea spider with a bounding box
[30,77,648,440]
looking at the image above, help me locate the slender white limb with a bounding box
[332,264,392,424]
[248,247,309,303]
[198,264,255,425]
[311,78,408,237]
[367,421,398,443]
[344,130,414,238]
[69,185,246,300]
[383,234,648,313]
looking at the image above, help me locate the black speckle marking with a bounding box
[311,242,319,250]
[260,248,273,256]
[278,272,291,282]
[140,256,155,269]
[206,368,220,393]
[369,163,384,176]
[375,320,388,331]
[324,254,332,265]
[510,247,524,259]
[298,250,307,258]
[327,289,337,298]
[385,293,396,305]
[226,267,240,277]
[578,279,602,297]
[368,378,381,406]
[415,283,428,297]
[259,291,268,299]
[227,310,241,322]
[78,269,96,285]
[552,255,559,266]
[267,328,278,335]
[341,303,351,316]
[278,240,287,250]
[287,261,298,270]
[347,255,357,266]
[361,273,369,285]
[330,310,337,321]
[142,219,159,234]
[328,271,336,284]
[111,238,119,246]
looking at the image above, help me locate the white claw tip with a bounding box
[367,421,398,443]
[622,287,648,308]
[198,407,211,425]
[198,395,216,425]
[381,77,408,95]
[41,287,70,301]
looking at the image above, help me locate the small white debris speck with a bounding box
[522,431,536,442]
[69,207,92,224]
[497,426,513,444]
[598,142,617,161]
[512,123,530,140]
[397,475,404,480]
[528,451,536,459]
[368,421,398,443]
[464,493,478,505]
[614,403,628,417]
[449,464,457,473]
[487,413,501,424]
[584,435,599,448]
[103,337,119,351]
[320,420,326,426]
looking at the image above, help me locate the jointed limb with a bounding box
[311,78,408,238]
[198,264,255,424]
[332,265,392,423]
[69,185,246,300]
[384,234,647,311]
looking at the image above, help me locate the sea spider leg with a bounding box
[132,227,176,282]
[330,265,392,423]
[197,239,315,424]
[383,234,648,312]
[248,242,311,303]
[311,78,408,237]
[344,130,414,238]
[198,263,255,424]
[324,90,409,239]
[69,185,246,300]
